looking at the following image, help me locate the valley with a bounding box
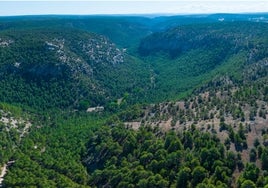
[0,14,267,187]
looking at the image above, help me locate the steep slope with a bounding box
[118,24,268,186]
[78,21,268,188]
[84,38,268,187]
[1,21,268,110]
[138,22,268,101]
[0,28,150,110]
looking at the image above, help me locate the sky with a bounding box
[0,1,267,16]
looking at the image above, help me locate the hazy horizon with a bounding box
[0,1,267,16]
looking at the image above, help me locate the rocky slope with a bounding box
[0,28,150,110]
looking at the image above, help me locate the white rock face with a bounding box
[80,37,124,65]
[0,110,32,138]
[45,38,93,77]
[0,38,13,47]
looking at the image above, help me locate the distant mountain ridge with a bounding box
[1,13,268,48]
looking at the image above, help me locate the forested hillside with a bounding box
[0,20,267,110]
[0,28,151,110]
[138,22,268,101]
[0,14,267,187]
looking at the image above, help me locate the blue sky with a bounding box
[0,1,267,16]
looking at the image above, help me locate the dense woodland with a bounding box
[0,14,268,187]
